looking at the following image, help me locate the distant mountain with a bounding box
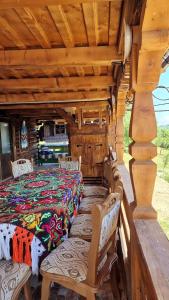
[159,124,169,129]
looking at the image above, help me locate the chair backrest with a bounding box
[11,158,33,178]
[59,156,81,171]
[103,159,117,190]
[87,193,121,286]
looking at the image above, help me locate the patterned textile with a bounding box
[0,168,83,274]
[70,214,92,238]
[0,260,31,300]
[79,197,104,213]
[41,238,90,282]
[99,200,120,251]
[41,237,107,282]
[83,185,108,197]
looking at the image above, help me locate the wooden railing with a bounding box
[120,165,169,299]
[106,162,169,300]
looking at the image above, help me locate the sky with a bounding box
[153,67,169,126]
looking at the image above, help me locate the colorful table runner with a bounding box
[0,168,83,274]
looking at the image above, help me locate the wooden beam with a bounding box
[0,78,57,89]
[0,101,108,110]
[0,46,121,67]
[57,75,113,89]
[0,90,109,104]
[0,76,113,90]
[0,0,121,9]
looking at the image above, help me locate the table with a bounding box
[0,168,83,274]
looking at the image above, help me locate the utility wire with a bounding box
[152,85,169,101]
[127,109,169,112]
[154,102,169,106]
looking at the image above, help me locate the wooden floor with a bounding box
[19,275,114,299]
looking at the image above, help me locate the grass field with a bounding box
[124,151,169,239]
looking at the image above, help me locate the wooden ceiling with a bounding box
[0,0,132,119]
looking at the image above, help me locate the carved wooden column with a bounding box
[115,98,125,164]
[129,1,169,219]
[115,116,124,164]
[129,92,157,218]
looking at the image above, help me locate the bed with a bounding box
[0,168,83,274]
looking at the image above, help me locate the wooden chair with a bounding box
[40,193,121,300]
[69,213,92,241]
[71,175,123,240]
[0,260,32,300]
[78,196,105,214]
[83,185,108,198]
[59,156,81,171]
[11,158,33,178]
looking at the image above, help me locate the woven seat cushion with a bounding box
[79,197,104,213]
[83,185,108,197]
[0,260,31,300]
[70,214,92,238]
[41,238,90,282]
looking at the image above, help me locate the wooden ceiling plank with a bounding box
[109,0,122,46]
[0,46,121,66]
[96,2,109,45]
[83,3,101,76]
[82,3,96,46]
[48,5,74,47]
[0,15,26,49]
[0,0,121,8]
[15,7,51,48]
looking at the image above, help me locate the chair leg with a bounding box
[41,276,51,300]
[23,280,32,300]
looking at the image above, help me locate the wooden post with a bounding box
[115,97,125,164]
[129,1,169,219]
[129,92,157,219]
[115,116,124,164]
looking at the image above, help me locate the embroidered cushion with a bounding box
[41,238,90,282]
[83,186,108,197]
[70,214,92,238]
[41,237,107,282]
[0,260,31,300]
[79,197,104,213]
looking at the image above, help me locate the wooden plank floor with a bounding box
[19,276,114,299]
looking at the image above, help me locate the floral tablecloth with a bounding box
[0,168,83,274]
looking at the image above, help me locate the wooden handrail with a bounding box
[107,162,169,300]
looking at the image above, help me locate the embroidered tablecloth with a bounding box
[0,168,83,274]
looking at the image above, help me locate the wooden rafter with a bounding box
[0,101,108,110]
[0,0,122,9]
[0,46,121,67]
[0,76,113,90]
[0,90,109,104]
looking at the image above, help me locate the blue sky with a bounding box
[153,67,169,126]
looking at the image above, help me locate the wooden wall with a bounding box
[12,118,37,162]
[70,122,115,178]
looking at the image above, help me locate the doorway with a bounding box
[0,122,12,179]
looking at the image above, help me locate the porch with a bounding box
[0,0,169,299]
